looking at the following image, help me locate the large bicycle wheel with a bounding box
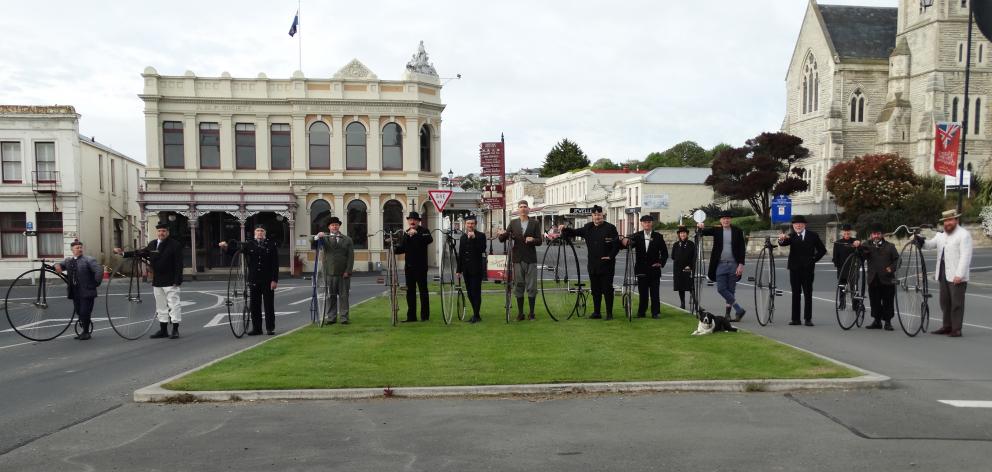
[504,238,513,323]
[387,249,399,327]
[455,287,467,321]
[106,258,156,340]
[835,254,863,330]
[226,251,250,338]
[895,242,928,337]
[752,248,773,326]
[4,268,74,342]
[622,248,634,322]
[439,237,457,325]
[540,238,581,321]
[691,230,706,319]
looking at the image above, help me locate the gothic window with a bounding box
[975,98,982,134]
[850,90,866,123]
[802,78,808,115]
[802,54,818,115]
[953,97,960,123]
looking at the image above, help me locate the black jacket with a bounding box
[860,239,899,286]
[626,231,668,276]
[700,226,746,282]
[125,238,184,287]
[778,230,827,271]
[456,231,487,276]
[564,222,621,276]
[395,226,434,274]
[671,239,696,292]
[61,255,103,299]
[224,238,279,285]
[498,218,543,264]
[832,237,859,270]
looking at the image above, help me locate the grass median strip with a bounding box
[165,294,857,391]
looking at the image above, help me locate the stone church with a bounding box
[783,0,991,215]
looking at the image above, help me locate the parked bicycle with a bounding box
[893,225,932,337]
[835,245,867,330]
[540,229,585,321]
[748,235,782,326]
[4,259,75,342]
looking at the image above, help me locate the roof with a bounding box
[0,105,77,115]
[639,167,711,184]
[817,4,898,60]
[590,169,648,174]
[79,134,145,167]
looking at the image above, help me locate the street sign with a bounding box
[480,142,505,177]
[26,221,33,231]
[483,196,505,209]
[427,189,454,212]
[692,210,707,224]
[771,195,792,224]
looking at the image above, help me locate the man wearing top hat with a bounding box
[456,214,487,323]
[778,215,827,326]
[854,223,899,330]
[114,222,184,339]
[559,205,621,320]
[219,224,280,335]
[832,223,859,310]
[697,210,747,321]
[316,217,355,324]
[916,210,974,337]
[622,214,668,318]
[395,211,434,322]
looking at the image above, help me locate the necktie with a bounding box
[67,258,78,287]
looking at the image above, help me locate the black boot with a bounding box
[169,323,180,339]
[150,322,169,339]
[468,314,482,324]
[528,297,537,320]
[725,306,732,317]
[516,297,525,321]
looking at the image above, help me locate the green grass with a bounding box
[165,294,857,391]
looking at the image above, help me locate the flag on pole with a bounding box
[288,11,299,37]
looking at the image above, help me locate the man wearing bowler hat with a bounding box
[622,214,668,318]
[395,211,434,322]
[316,217,354,324]
[916,210,974,337]
[456,214,487,323]
[778,215,827,326]
[854,223,899,330]
[697,210,747,321]
[219,224,280,335]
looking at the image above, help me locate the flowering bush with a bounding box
[826,154,919,220]
[981,206,992,237]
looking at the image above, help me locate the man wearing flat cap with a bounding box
[219,224,280,335]
[456,214,487,323]
[697,210,747,321]
[832,223,860,310]
[622,214,668,318]
[560,205,621,320]
[316,217,355,324]
[498,200,543,321]
[916,210,973,337]
[114,222,184,339]
[395,211,434,322]
[854,223,899,330]
[778,214,827,326]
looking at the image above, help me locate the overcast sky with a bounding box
[0,0,895,175]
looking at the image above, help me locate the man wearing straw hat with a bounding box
[916,210,974,338]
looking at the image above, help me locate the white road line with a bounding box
[938,400,992,408]
[289,297,313,305]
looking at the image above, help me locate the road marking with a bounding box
[203,311,299,328]
[289,297,313,305]
[938,400,992,408]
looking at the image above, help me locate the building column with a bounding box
[184,113,197,170]
[219,114,234,171]
[286,210,297,275]
[367,115,382,173]
[186,214,199,279]
[255,115,270,172]
[291,114,307,172]
[433,120,442,174]
[331,115,345,172]
[369,194,382,252]
[144,111,161,179]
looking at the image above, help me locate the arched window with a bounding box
[858,95,865,122]
[346,199,368,249]
[975,98,982,134]
[309,199,331,235]
[382,123,403,170]
[345,122,367,170]
[308,121,330,170]
[850,90,865,123]
[383,199,404,239]
[802,78,808,115]
[419,125,432,171]
[802,54,818,114]
[953,97,960,123]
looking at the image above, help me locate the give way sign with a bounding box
[428,190,454,212]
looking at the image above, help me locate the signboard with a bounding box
[569,207,594,215]
[771,195,792,225]
[934,122,962,177]
[24,231,37,236]
[427,189,454,212]
[487,254,508,281]
[25,221,34,231]
[482,197,505,209]
[480,142,505,177]
[944,170,973,197]
[624,207,641,215]
[642,194,670,209]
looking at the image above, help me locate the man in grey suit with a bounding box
[316,217,355,325]
[498,200,543,320]
[55,241,103,340]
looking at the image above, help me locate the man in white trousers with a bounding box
[115,222,185,339]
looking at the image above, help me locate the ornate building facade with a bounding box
[138,42,445,274]
[783,0,992,214]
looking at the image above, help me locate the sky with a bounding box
[0,0,896,175]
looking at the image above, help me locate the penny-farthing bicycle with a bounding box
[749,235,780,326]
[382,230,401,326]
[502,233,514,323]
[4,259,74,342]
[225,247,251,338]
[104,254,156,340]
[835,250,867,330]
[619,236,636,322]
[309,238,326,325]
[540,229,585,321]
[436,223,462,325]
[893,225,932,337]
[689,210,709,320]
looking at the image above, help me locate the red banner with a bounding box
[934,122,962,177]
[480,142,505,177]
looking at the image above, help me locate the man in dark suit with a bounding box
[832,223,859,310]
[395,211,433,322]
[114,222,185,339]
[623,215,668,318]
[219,225,280,335]
[55,241,103,340]
[498,200,543,320]
[855,224,899,331]
[697,211,747,321]
[561,205,621,320]
[456,215,487,323]
[670,226,696,310]
[778,215,827,326]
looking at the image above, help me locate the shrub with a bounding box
[826,154,918,221]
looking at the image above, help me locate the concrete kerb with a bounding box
[134,298,890,403]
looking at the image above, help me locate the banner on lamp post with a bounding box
[934,122,962,177]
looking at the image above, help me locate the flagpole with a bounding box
[298,0,303,72]
[959,3,974,215]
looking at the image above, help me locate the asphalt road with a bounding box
[0,243,990,471]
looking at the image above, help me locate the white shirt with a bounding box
[643,231,651,252]
[922,226,973,282]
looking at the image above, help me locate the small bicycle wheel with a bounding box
[455,287,467,321]
[835,254,861,331]
[439,239,457,325]
[895,242,927,337]
[540,238,581,321]
[226,251,250,338]
[106,258,156,340]
[4,268,74,342]
[753,248,772,326]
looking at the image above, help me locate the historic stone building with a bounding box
[138,42,445,274]
[783,0,992,215]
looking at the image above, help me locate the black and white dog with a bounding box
[691,310,738,336]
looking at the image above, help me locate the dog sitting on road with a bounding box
[691,311,738,336]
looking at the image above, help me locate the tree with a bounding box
[540,139,590,177]
[643,141,728,169]
[825,153,919,220]
[591,158,621,170]
[705,132,810,221]
[459,173,482,191]
[706,143,733,165]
